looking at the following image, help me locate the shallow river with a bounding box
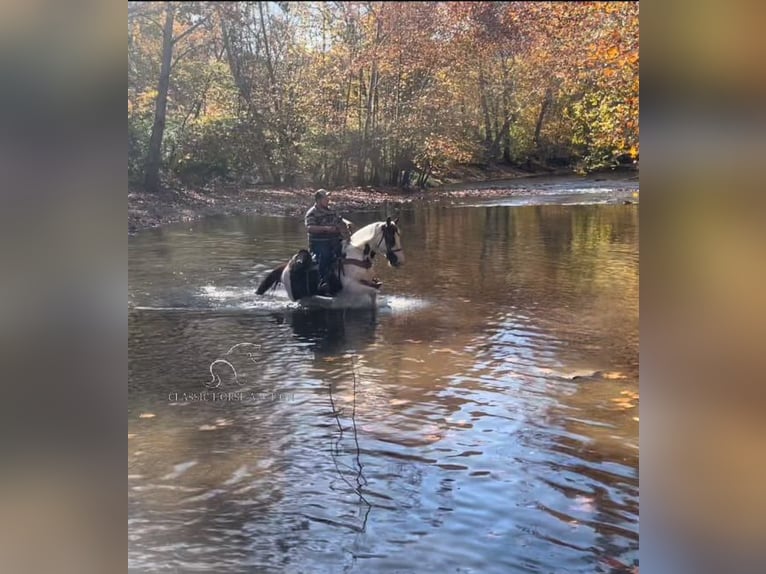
[129,184,639,573]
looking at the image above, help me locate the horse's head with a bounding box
[380,217,405,267]
[349,217,405,268]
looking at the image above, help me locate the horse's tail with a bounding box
[256,264,286,295]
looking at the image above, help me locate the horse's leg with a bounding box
[342,277,378,298]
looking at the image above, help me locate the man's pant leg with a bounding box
[310,240,331,286]
[326,238,343,293]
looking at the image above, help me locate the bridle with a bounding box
[339,217,402,274]
[374,217,402,266]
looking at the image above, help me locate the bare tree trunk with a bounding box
[167,45,224,170]
[258,2,277,94]
[356,68,366,185]
[388,53,403,185]
[501,100,512,163]
[361,59,379,186]
[337,75,352,185]
[478,63,493,147]
[258,0,287,183]
[416,158,431,189]
[370,58,380,185]
[144,3,174,194]
[489,114,515,160]
[220,13,274,182]
[534,87,553,153]
[501,60,513,163]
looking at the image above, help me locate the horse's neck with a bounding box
[350,223,382,250]
[343,242,362,259]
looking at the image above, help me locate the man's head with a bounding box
[315,189,330,208]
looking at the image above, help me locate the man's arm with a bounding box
[305,208,336,235]
[306,209,347,236]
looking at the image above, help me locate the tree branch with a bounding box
[171,46,195,70]
[172,15,211,46]
[130,12,164,32]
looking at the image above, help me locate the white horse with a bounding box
[256,217,405,307]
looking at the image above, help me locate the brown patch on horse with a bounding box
[341,243,373,270]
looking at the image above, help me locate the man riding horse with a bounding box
[256,210,403,304]
[304,189,352,296]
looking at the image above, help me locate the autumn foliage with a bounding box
[128,1,639,190]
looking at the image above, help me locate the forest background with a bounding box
[128,1,639,194]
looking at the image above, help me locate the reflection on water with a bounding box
[129,199,638,573]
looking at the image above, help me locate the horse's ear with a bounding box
[386,216,392,225]
[394,217,399,225]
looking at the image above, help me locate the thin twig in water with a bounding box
[327,356,373,515]
[351,356,368,488]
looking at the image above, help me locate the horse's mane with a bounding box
[350,222,381,248]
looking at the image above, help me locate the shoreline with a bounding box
[128,167,638,234]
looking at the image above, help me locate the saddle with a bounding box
[289,250,322,299]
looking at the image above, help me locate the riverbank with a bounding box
[128,165,638,234]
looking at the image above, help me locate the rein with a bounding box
[376,235,402,253]
[376,225,402,264]
[340,245,372,276]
